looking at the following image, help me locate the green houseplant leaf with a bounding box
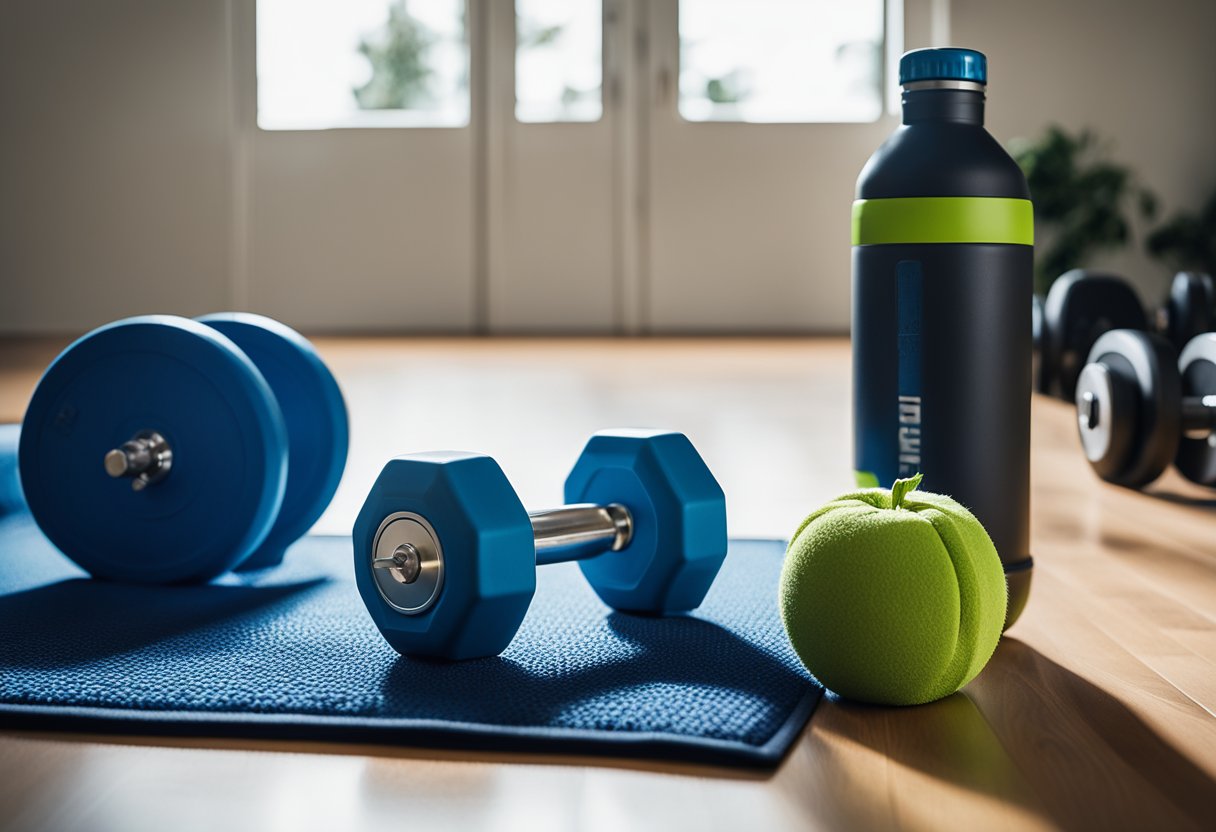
[1012,126,1158,294]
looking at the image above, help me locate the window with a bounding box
[515,0,603,123]
[257,0,469,130]
[679,0,885,123]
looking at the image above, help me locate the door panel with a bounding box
[239,0,478,332]
[248,131,476,331]
[646,124,890,332]
[487,128,616,331]
[644,0,903,333]
[486,0,618,333]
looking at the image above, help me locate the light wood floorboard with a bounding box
[0,336,1212,832]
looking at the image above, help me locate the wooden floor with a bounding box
[0,336,1214,832]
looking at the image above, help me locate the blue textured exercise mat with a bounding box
[0,513,822,769]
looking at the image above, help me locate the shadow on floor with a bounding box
[826,637,1216,831]
[1141,488,1216,510]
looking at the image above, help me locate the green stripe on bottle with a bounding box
[852,197,1034,246]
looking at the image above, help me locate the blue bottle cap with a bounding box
[899,48,987,85]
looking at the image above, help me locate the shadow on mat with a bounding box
[828,638,1215,831]
[0,577,327,669]
[380,611,811,733]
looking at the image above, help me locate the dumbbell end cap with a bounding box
[353,453,536,660]
[565,429,728,614]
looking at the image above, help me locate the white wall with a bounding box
[954,0,1216,303]
[0,0,234,334]
[1,0,1213,334]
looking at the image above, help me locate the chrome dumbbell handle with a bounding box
[1080,388,1215,436]
[531,503,633,565]
[373,502,635,585]
[370,501,635,618]
[103,429,173,492]
[1181,395,1216,433]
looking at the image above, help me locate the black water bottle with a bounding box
[852,48,1034,627]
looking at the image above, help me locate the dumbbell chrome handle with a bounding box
[104,429,173,492]
[372,502,634,594]
[532,503,633,565]
[1181,395,1216,433]
[1079,386,1216,435]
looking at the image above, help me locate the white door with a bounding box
[641,0,927,332]
[243,0,625,334]
[485,0,624,333]
[238,0,934,334]
[238,0,480,332]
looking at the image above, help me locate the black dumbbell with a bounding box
[1159,272,1216,354]
[1074,330,1216,489]
[1040,270,1150,400]
[1039,270,1214,400]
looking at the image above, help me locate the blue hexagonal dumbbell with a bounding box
[353,429,728,660]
